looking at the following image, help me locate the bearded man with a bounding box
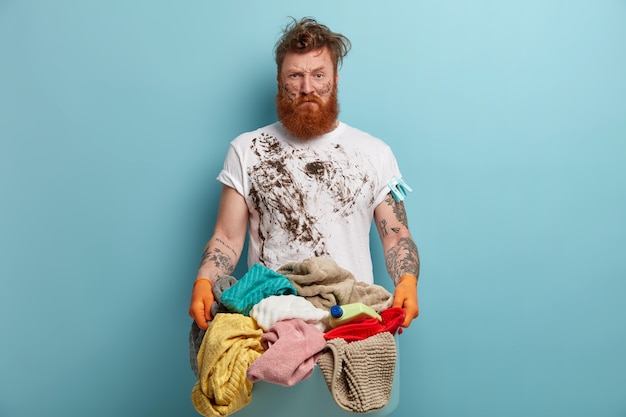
[189,17,420,331]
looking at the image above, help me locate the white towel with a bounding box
[250,294,329,332]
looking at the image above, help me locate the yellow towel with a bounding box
[191,313,264,417]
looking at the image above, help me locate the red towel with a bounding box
[323,307,406,342]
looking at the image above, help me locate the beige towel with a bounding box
[317,332,397,413]
[277,257,393,312]
[191,314,264,417]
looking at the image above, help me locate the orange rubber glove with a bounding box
[188,278,214,330]
[392,274,419,328]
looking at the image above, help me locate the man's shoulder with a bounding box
[339,122,392,149]
[235,122,281,139]
[230,122,282,145]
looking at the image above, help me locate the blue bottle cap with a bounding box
[330,305,343,318]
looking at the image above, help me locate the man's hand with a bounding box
[188,279,214,330]
[392,274,419,327]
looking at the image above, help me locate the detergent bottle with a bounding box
[328,303,382,328]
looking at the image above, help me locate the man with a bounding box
[189,17,419,331]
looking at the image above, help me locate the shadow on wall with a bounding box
[192,72,277,277]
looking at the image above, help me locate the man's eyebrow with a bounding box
[285,66,327,74]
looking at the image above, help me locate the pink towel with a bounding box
[247,318,327,386]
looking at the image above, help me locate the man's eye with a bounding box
[289,74,300,78]
[315,73,324,79]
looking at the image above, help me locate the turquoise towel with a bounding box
[220,264,297,315]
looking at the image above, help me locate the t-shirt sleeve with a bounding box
[373,144,403,207]
[216,143,245,196]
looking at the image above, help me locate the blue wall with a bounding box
[1,1,625,416]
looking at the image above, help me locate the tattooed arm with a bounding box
[189,185,248,329]
[374,193,420,327]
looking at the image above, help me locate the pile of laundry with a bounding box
[189,257,405,417]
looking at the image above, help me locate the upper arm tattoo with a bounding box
[380,219,389,237]
[383,193,408,228]
[378,193,409,236]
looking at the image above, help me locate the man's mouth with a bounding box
[298,98,321,107]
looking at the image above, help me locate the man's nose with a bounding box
[300,75,315,95]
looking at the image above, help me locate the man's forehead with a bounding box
[281,47,333,70]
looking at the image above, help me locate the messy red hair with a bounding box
[274,17,351,74]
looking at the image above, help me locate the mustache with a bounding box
[293,94,324,106]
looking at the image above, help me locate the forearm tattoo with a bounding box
[379,193,419,284]
[215,237,237,258]
[199,245,236,280]
[385,237,420,286]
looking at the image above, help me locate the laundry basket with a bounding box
[231,335,400,417]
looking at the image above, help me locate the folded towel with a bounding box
[220,263,297,315]
[191,314,264,417]
[247,318,327,386]
[277,257,393,312]
[317,332,397,413]
[249,294,329,332]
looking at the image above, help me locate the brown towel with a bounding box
[277,257,393,312]
[317,332,397,413]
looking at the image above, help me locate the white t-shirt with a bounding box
[216,121,402,283]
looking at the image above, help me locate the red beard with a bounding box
[276,85,339,140]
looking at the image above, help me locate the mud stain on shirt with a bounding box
[248,134,375,265]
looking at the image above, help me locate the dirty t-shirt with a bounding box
[216,122,402,284]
